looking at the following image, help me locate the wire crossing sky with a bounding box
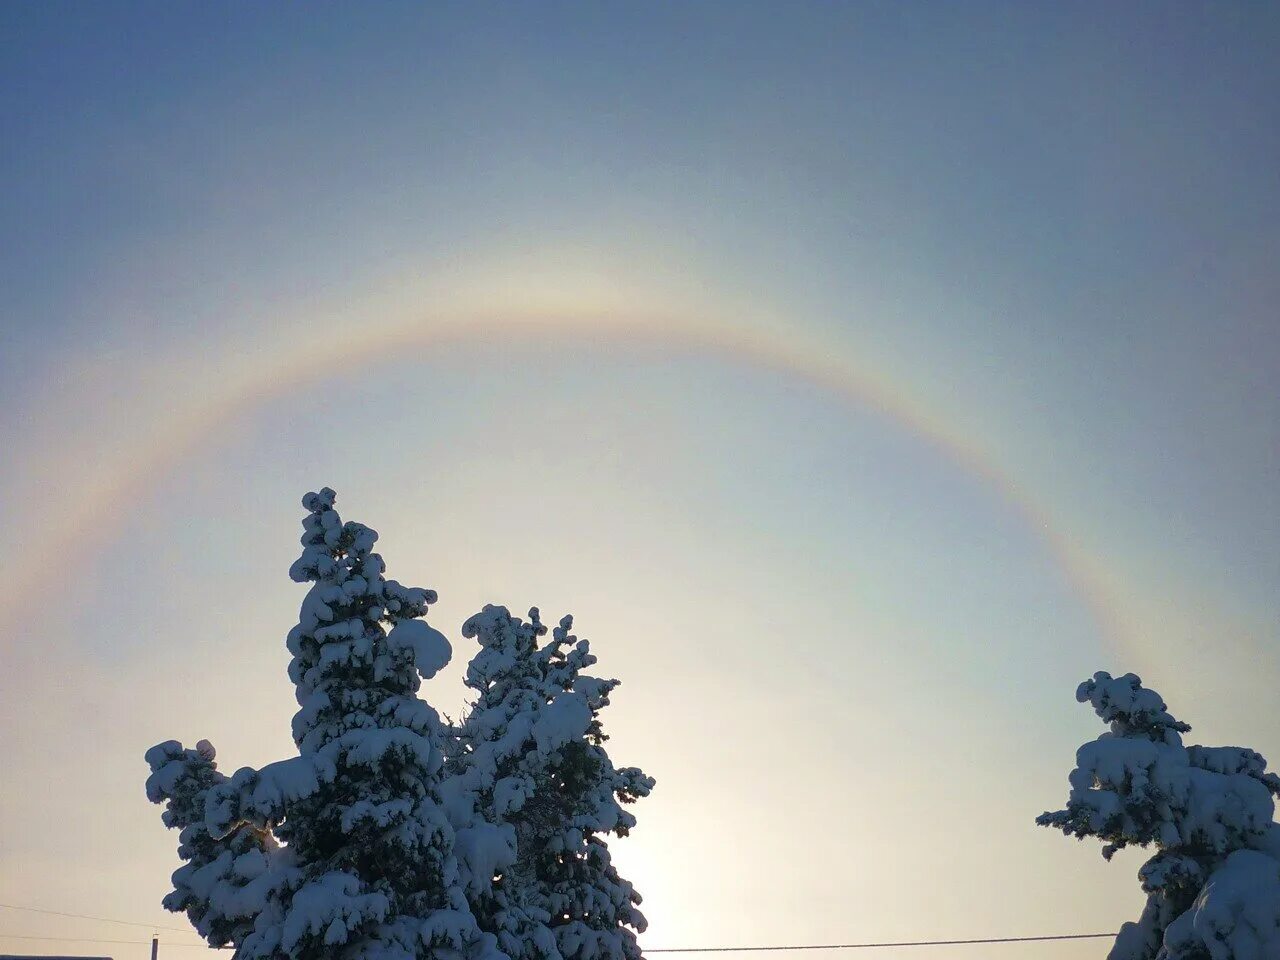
[1,4,1278,960]
[0,902,1121,950]
[0,934,1122,951]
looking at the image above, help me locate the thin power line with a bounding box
[0,901,191,933]
[0,938,210,949]
[0,932,1121,951]
[0,933,161,945]
[0,902,1120,952]
[645,934,1117,951]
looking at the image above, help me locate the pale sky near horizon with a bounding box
[1,3,1278,958]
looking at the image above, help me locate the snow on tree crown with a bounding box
[285,487,452,752]
[1075,671,1191,744]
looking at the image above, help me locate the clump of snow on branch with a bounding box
[1039,671,1280,960]
[144,740,293,946]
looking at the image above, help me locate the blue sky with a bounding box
[1,3,1278,957]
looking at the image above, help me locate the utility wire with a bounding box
[645,934,1117,951]
[0,938,211,949]
[0,902,1120,952]
[0,901,192,933]
[0,932,1121,951]
[0,934,214,949]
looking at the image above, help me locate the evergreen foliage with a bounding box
[444,605,654,960]
[147,489,502,960]
[147,491,652,960]
[1039,671,1280,960]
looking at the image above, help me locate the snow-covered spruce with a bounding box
[146,489,501,960]
[1038,671,1280,960]
[444,606,654,960]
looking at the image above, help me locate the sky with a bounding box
[1,2,1278,957]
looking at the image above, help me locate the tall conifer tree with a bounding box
[148,489,499,960]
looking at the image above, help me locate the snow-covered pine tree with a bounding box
[537,614,653,960]
[443,606,558,960]
[1038,671,1280,960]
[446,606,654,960]
[147,489,501,960]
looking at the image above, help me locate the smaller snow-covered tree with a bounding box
[446,606,653,960]
[1038,671,1280,960]
[536,614,653,960]
[443,606,557,960]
